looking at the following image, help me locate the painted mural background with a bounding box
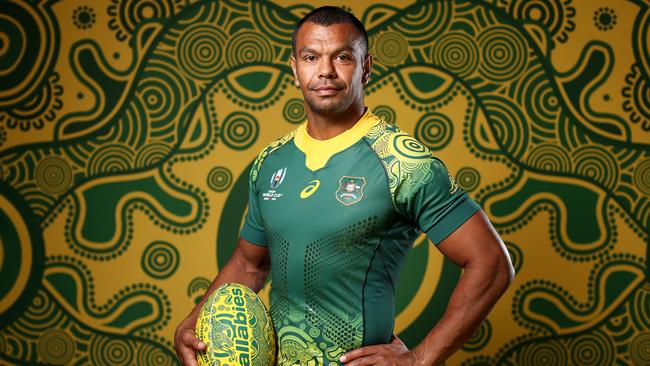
[0,0,649,364]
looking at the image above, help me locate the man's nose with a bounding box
[318,57,336,78]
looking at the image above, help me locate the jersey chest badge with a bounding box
[336,176,366,206]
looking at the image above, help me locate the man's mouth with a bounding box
[312,85,342,96]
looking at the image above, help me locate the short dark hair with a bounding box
[292,6,368,56]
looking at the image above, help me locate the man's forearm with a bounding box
[412,257,513,366]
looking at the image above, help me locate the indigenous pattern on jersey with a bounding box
[241,110,480,366]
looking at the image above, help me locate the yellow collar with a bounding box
[294,109,381,171]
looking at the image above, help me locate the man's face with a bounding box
[291,22,372,116]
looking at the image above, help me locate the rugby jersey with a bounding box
[241,109,480,366]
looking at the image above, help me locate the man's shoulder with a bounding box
[250,129,297,185]
[364,120,435,164]
[364,119,454,205]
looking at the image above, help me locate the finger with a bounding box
[178,346,200,366]
[181,329,206,350]
[344,355,380,366]
[340,345,382,363]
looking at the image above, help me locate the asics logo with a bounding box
[300,180,320,199]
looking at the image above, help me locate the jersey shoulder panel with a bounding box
[250,129,297,187]
[364,121,459,210]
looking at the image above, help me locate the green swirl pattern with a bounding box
[1,1,648,365]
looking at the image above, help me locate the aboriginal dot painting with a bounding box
[0,0,649,365]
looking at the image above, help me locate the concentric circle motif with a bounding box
[526,143,572,173]
[134,143,171,168]
[207,166,233,192]
[572,146,619,190]
[414,112,453,151]
[462,319,492,352]
[629,332,650,365]
[517,340,568,366]
[86,144,135,176]
[478,25,528,82]
[21,290,64,331]
[569,331,615,366]
[483,96,529,160]
[633,158,650,195]
[372,105,397,125]
[456,167,480,192]
[392,1,453,45]
[90,336,134,366]
[283,98,306,124]
[432,31,479,78]
[177,24,227,81]
[374,31,409,66]
[225,31,273,67]
[522,70,560,125]
[220,112,259,150]
[392,135,431,160]
[38,329,75,365]
[136,343,175,366]
[35,156,73,195]
[139,71,181,123]
[141,241,180,279]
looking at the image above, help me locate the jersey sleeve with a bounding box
[397,158,481,245]
[240,164,268,246]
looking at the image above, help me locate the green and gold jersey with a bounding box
[240,110,480,366]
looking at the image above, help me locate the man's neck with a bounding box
[304,104,366,140]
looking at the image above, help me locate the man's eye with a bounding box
[337,54,350,61]
[304,55,316,62]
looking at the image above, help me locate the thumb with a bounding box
[194,338,207,351]
[183,329,206,350]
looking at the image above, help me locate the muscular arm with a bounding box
[342,210,514,366]
[410,209,514,365]
[174,238,270,366]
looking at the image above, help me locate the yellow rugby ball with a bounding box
[195,283,276,366]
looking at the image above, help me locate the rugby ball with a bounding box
[195,283,276,366]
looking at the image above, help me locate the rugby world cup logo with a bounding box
[270,167,287,189]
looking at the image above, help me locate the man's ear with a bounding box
[362,53,373,85]
[290,56,300,87]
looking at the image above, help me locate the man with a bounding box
[175,6,514,366]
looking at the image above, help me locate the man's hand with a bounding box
[174,315,206,366]
[340,335,421,366]
[173,238,270,365]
